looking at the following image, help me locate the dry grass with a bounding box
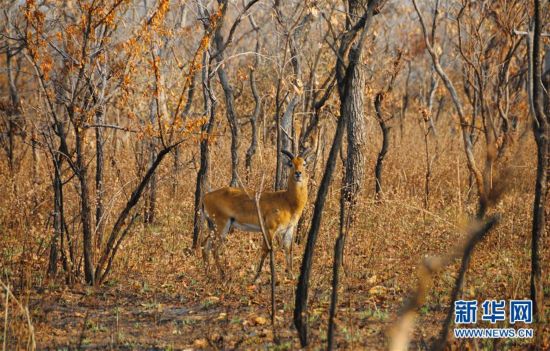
[1,116,548,350]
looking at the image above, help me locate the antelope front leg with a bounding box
[284,248,295,280]
[283,227,295,279]
[287,244,295,279]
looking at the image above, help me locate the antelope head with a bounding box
[281,149,315,185]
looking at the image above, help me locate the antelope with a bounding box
[201,149,314,280]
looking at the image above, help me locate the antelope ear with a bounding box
[301,148,316,165]
[305,153,316,165]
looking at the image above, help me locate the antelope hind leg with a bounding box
[201,235,212,274]
[212,219,232,279]
[253,245,268,283]
[213,242,226,279]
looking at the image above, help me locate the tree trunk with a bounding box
[5,45,21,173]
[145,103,157,224]
[530,0,548,337]
[214,14,239,187]
[245,67,261,182]
[245,26,261,182]
[192,50,217,248]
[294,94,348,347]
[327,1,380,347]
[146,146,157,224]
[374,93,390,199]
[276,97,298,190]
[75,126,95,285]
[341,50,366,203]
[48,156,63,276]
[95,107,105,247]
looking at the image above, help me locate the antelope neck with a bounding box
[286,178,308,210]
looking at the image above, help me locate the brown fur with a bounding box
[202,155,311,279]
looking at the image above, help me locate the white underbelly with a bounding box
[232,221,262,232]
[231,221,295,248]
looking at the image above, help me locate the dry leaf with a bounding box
[369,286,387,296]
[193,338,209,349]
[254,316,268,325]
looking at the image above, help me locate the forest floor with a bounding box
[24,187,549,350]
[3,134,549,350]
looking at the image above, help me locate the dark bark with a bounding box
[74,126,95,285]
[192,50,217,249]
[341,51,366,203]
[95,142,179,284]
[400,61,412,139]
[374,93,390,199]
[3,45,22,173]
[31,130,39,202]
[213,3,240,187]
[327,1,381,348]
[48,143,74,284]
[327,232,344,350]
[300,74,336,152]
[372,51,401,200]
[253,184,276,327]
[145,144,157,224]
[145,102,158,224]
[422,71,438,209]
[328,188,354,350]
[95,106,105,247]
[98,214,139,285]
[48,156,63,276]
[294,4,380,343]
[245,23,261,181]
[245,67,261,181]
[530,0,548,338]
[294,91,348,347]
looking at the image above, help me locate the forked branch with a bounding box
[411,0,485,207]
[389,215,500,351]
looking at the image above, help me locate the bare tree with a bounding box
[245,16,261,181]
[0,1,24,174]
[191,0,260,248]
[374,52,401,200]
[192,1,222,249]
[294,0,385,346]
[529,0,548,342]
